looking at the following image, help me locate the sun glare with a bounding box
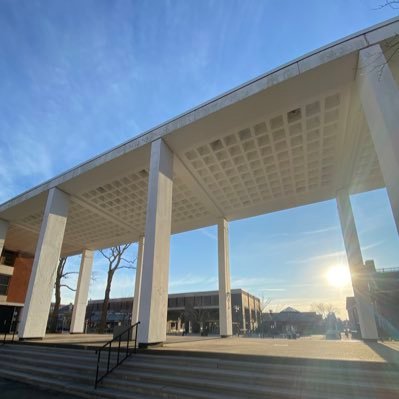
[326,264,351,288]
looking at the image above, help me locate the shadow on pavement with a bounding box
[365,342,399,365]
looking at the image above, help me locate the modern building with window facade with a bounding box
[85,289,261,335]
[347,260,399,339]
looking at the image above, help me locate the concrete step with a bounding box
[104,363,399,399]
[128,353,399,386]
[0,368,154,399]
[116,355,399,394]
[0,361,93,386]
[1,344,398,399]
[0,344,122,370]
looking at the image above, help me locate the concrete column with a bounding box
[131,236,144,325]
[19,188,69,339]
[218,218,232,337]
[70,249,94,333]
[357,44,399,234]
[336,189,378,340]
[138,139,174,346]
[0,219,9,256]
[242,304,246,334]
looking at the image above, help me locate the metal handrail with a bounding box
[94,321,140,389]
[1,320,18,346]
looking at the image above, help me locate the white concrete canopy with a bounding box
[70,249,94,334]
[0,18,398,341]
[1,18,398,259]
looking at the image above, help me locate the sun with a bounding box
[326,264,351,288]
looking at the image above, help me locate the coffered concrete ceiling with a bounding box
[1,18,398,257]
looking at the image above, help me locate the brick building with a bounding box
[0,249,33,333]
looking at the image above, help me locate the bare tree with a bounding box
[311,302,337,319]
[259,294,272,313]
[98,244,135,333]
[363,1,399,78]
[49,257,77,333]
[376,0,399,9]
[181,303,210,334]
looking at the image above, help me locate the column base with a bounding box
[18,337,44,341]
[220,335,232,338]
[362,338,379,342]
[139,341,164,349]
[69,332,85,334]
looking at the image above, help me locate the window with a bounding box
[1,250,17,266]
[0,275,10,295]
[177,297,185,307]
[211,295,219,306]
[194,296,202,306]
[203,295,211,306]
[168,298,177,308]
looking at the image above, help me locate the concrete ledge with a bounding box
[142,348,398,371]
[139,342,164,349]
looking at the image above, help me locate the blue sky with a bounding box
[1,1,398,317]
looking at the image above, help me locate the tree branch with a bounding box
[60,284,76,292]
[375,0,399,9]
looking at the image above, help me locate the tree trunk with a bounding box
[49,257,66,333]
[99,270,114,333]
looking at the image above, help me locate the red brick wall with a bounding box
[7,255,33,303]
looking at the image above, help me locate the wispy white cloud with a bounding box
[300,225,339,235]
[0,134,54,203]
[169,274,217,290]
[285,240,384,266]
[285,250,346,265]
[200,229,217,241]
[361,241,383,251]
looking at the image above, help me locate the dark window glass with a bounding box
[177,297,184,307]
[0,274,10,295]
[185,297,194,307]
[194,296,202,306]
[1,250,17,266]
[203,296,211,306]
[211,295,219,306]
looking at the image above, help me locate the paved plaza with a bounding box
[14,333,399,364]
[158,335,399,364]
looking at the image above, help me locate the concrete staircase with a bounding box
[0,343,398,399]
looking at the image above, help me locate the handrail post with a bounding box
[134,323,139,353]
[94,349,101,389]
[107,343,111,373]
[126,327,129,357]
[117,335,121,365]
